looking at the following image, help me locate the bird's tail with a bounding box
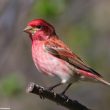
[96,77,110,86]
[79,69,110,85]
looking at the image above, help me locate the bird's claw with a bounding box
[39,88,45,99]
[46,87,54,92]
[59,93,68,101]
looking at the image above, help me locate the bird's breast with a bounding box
[32,41,75,83]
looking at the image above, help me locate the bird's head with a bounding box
[24,19,57,41]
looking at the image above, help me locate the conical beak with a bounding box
[24,26,33,33]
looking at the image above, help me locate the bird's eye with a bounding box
[36,25,44,29]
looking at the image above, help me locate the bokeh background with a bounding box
[0,0,110,110]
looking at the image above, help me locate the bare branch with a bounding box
[26,82,91,110]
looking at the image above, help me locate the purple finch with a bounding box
[24,19,110,94]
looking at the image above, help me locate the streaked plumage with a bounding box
[24,19,110,94]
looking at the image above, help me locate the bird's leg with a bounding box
[60,83,72,95]
[59,83,72,100]
[47,82,62,91]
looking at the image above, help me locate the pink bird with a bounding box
[24,19,110,95]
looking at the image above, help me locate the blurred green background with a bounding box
[0,0,110,110]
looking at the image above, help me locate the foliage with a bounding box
[31,0,66,20]
[0,74,24,97]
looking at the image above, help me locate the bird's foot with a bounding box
[38,87,45,99]
[59,92,68,101]
[46,86,54,92]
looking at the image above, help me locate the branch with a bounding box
[26,82,91,110]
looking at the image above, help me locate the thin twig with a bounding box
[26,82,91,110]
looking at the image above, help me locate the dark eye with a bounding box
[36,25,44,29]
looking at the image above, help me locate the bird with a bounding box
[24,19,110,95]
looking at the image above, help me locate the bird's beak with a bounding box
[24,26,33,33]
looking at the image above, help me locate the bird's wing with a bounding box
[44,38,102,77]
